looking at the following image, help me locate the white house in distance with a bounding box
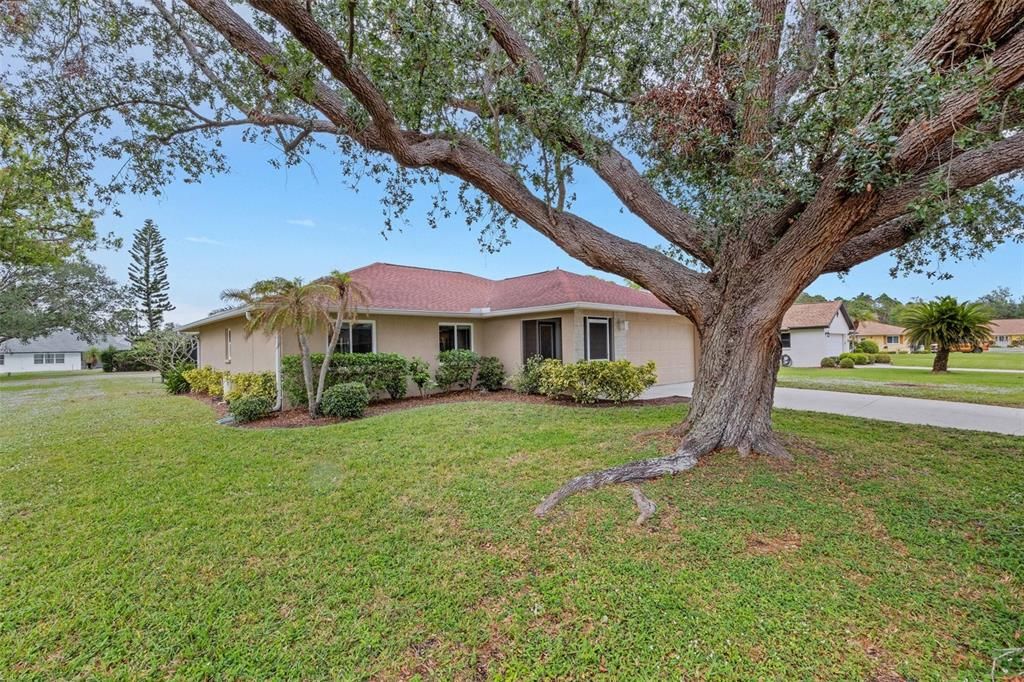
[779,301,854,367]
[0,331,130,373]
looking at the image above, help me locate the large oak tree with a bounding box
[4,0,1023,514]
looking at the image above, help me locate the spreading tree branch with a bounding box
[183,0,714,322]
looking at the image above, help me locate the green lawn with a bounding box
[2,374,1022,679]
[890,351,1024,371]
[778,366,1024,407]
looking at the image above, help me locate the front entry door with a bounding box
[522,318,562,362]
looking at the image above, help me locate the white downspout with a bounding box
[273,331,283,411]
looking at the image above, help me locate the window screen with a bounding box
[585,317,611,360]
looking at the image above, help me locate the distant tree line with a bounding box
[796,287,1024,324]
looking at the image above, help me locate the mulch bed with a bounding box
[186,389,688,429]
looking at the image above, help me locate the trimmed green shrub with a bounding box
[182,366,227,398]
[226,371,276,404]
[512,354,546,394]
[855,339,880,355]
[100,347,150,372]
[231,395,273,423]
[337,353,409,399]
[850,352,870,365]
[873,353,892,364]
[436,349,480,391]
[409,357,433,396]
[820,357,837,368]
[476,356,506,391]
[100,346,117,372]
[321,382,369,418]
[161,362,195,394]
[838,352,853,361]
[283,353,413,404]
[839,357,855,369]
[538,359,657,404]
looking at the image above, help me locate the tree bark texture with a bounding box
[932,348,950,373]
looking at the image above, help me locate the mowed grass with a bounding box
[1,374,1022,679]
[777,366,1024,407]
[891,351,1024,371]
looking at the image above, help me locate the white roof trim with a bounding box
[177,306,249,331]
[178,301,678,330]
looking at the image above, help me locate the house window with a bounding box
[886,335,900,344]
[997,335,1008,343]
[0,354,4,365]
[522,318,562,362]
[335,321,376,354]
[780,332,791,349]
[33,353,63,364]
[224,328,232,362]
[585,317,612,361]
[439,323,473,352]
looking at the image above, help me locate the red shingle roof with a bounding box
[345,262,671,313]
[781,301,849,329]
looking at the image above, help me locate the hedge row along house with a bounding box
[178,263,701,391]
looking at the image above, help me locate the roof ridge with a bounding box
[368,262,493,280]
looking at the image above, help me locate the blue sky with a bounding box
[90,133,1024,325]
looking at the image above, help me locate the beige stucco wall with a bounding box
[582,309,697,384]
[482,312,574,374]
[196,317,276,373]
[194,307,699,386]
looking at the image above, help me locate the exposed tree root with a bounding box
[534,439,706,517]
[630,487,657,525]
[534,430,794,519]
[752,433,794,461]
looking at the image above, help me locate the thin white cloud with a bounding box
[287,218,316,227]
[185,236,224,246]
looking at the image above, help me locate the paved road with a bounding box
[641,382,1024,436]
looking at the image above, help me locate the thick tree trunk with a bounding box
[932,347,950,373]
[535,301,789,517]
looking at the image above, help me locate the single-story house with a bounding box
[0,331,130,373]
[779,301,854,367]
[179,262,701,387]
[853,320,912,352]
[990,318,1024,347]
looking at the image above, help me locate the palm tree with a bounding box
[901,297,993,372]
[221,272,367,417]
[312,271,367,414]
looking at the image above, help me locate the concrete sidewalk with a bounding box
[640,382,1024,436]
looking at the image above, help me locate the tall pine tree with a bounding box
[128,219,174,332]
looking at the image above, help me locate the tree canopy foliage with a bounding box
[0,257,134,345]
[0,100,107,268]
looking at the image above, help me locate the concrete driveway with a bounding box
[640,382,1024,436]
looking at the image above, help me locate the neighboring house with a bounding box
[853,320,912,352]
[990,318,1024,347]
[779,301,854,367]
[178,263,701,387]
[0,331,130,373]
